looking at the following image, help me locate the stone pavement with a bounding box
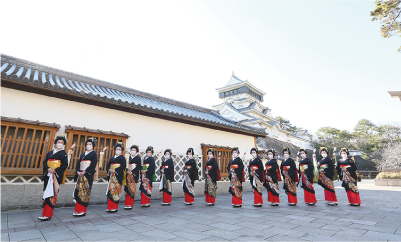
[1,180,401,242]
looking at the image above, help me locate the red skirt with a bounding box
[124,194,134,206]
[107,199,118,210]
[288,193,297,204]
[232,195,242,205]
[74,202,87,214]
[254,190,263,205]
[141,192,150,205]
[185,193,194,203]
[347,190,361,204]
[304,190,317,204]
[267,191,280,203]
[324,189,337,202]
[205,193,215,204]
[42,203,54,218]
[163,192,172,204]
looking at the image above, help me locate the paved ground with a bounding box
[1,180,401,242]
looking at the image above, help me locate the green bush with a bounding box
[376,172,401,179]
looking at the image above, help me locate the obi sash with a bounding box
[266,165,272,169]
[48,159,61,170]
[207,165,212,170]
[142,164,149,170]
[300,164,308,172]
[80,160,91,171]
[320,164,328,169]
[230,164,239,169]
[110,163,121,170]
[162,165,169,169]
[283,165,290,171]
[186,165,192,169]
[340,165,351,169]
[250,165,259,172]
[128,163,137,171]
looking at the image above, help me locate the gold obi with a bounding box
[47,159,61,170]
[110,163,121,170]
[80,160,91,171]
[300,164,308,172]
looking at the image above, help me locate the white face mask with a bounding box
[252,152,257,158]
[268,154,273,159]
[115,150,121,155]
[322,153,327,158]
[165,153,170,159]
[232,152,238,158]
[341,153,348,159]
[301,153,306,159]
[56,143,63,149]
[208,154,213,159]
[284,154,289,159]
[131,150,137,156]
[187,154,193,159]
[86,144,93,151]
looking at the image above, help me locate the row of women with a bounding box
[38,135,361,221]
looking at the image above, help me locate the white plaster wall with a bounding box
[1,88,256,158]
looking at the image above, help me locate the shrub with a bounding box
[376,172,401,179]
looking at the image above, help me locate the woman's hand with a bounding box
[141,170,147,175]
[319,169,324,172]
[342,168,347,172]
[108,169,115,174]
[47,168,53,174]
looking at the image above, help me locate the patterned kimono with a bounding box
[299,157,317,204]
[205,158,218,204]
[183,158,197,204]
[106,155,126,211]
[318,157,337,204]
[227,157,244,206]
[280,158,297,204]
[124,155,141,207]
[249,157,264,205]
[160,158,174,204]
[41,149,68,218]
[139,156,156,205]
[337,158,361,205]
[264,159,280,204]
[73,151,98,214]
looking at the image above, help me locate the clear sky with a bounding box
[1,0,400,134]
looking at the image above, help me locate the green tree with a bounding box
[275,116,301,133]
[371,0,401,52]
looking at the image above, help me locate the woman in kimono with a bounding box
[317,147,337,206]
[205,148,219,206]
[336,148,361,206]
[39,135,68,221]
[124,144,142,209]
[280,147,297,206]
[105,142,126,212]
[263,149,280,206]
[249,147,264,207]
[140,146,156,207]
[73,138,98,216]
[160,149,174,205]
[227,147,244,208]
[298,148,317,205]
[183,148,197,205]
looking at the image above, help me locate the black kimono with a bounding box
[160,158,174,196]
[299,158,315,194]
[73,150,98,209]
[336,158,361,204]
[124,155,142,201]
[205,158,218,200]
[249,157,264,199]
[318,157,336,193]
[42,149,68,215]
[140,156,156,200]
[280,158,297,197]
[183,158,197,198]
[264,159,280,201]
[106,155,127,205]
[227,157,244,203]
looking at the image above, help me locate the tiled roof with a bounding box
[1,54,266,137]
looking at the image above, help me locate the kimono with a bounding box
[183,158,197,204]
[160,158,174,204]
[106,155,126,211]
[124,155,141,208]
[299,157,317,204]
[227,157,244,206]
[73,150,98,214]
[317,157,337,204]
[139,156,156,206]
[41,149,68,218]
[280,158,297,204]
[205,158,218,205]
[264,159,280,204]
[249,157,264,206]
[337,158,361,205]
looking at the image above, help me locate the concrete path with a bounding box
[1,180,401,242]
